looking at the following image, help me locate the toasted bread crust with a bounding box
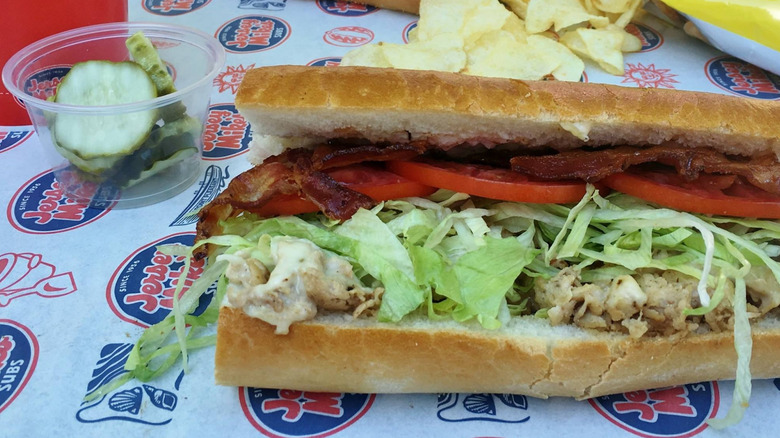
[215,307,780,398]
[235,66,780,157]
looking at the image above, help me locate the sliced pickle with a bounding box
[52,60,158,159]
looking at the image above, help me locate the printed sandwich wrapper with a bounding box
[2,1,779,437]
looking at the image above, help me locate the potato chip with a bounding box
[613,0,642,28]
[617,24,642,52]
[341,0,639,80]
[465,30,556,80]
[465,31,584,81]
[502,9,529,42]
[525,0,592,33]
[593,0,634,14]
[384,34,467,72]
[530,35,585,81]
[560,27,625,75]
[340,43,392,68]
[502,0,529,20]
[418,0,509,43]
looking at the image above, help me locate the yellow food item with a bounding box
[341,0,644,81]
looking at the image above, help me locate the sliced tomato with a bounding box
[386,159,590,204]
[256,164,437,216]
[602,168,780,218]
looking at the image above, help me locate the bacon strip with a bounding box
[510,144,780,194]
[195,142,427,258]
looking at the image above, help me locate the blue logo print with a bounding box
[170,165,230,226]
[707,56,780,100]
[590,383,719,437]
[76,343,182,425]
[217,15,291,53]
[241,388,375,436]
[437,393,530,423]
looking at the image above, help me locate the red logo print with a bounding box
[213,64,255,94]
[622,63,679,89]
[0,336,15,370]
[718,60,780,96]
[203,108,249,153]
[228,18,278,49]
[613,387,697,422]
[20,173,94,225]
[323,26,374,47]
[124,249,206,314]
[0,253,76,306]
[262,391,345,422]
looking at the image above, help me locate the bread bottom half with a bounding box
[214,306,780,399]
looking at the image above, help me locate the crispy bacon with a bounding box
[510,144,780,194]
[195,142,427,258]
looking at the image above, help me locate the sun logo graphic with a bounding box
[622,63,679,89]
[213,64,255,94]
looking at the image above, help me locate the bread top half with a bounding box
[235,65,780,157]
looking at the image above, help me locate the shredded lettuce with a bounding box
[104,186,780,427]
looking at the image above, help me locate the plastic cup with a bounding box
[1,2,128,126]
[2,22,226,208]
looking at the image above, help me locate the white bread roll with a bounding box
[217,65,780,399]
[215,307,780,398]
[235,65,780,161]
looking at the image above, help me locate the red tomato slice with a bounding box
[602,168,780,218]
[386,159,590,204]
[256,164,436,216]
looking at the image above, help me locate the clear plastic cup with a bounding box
[2,22,225,208]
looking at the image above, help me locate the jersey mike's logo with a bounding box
[0,320,39,415]
[436,393,530,423]
[0,130,33,154]
[216,15,291,53]
[0,252,76,307]
[625,23,663,52]
[21,66,70,107]
[307,57,342,67]
[202,104,251,160]
[8,169,115,234]
[76,343,182,425]
[170,164,230,227]
[317,0,377,16]
[590,383,719,437]
[241,388,375,436]
[239,0,287,10]
[143,0,211,15]
[706,56,780,100]
[323,26,374,47]
[107,232,216,328]
[402,21,418,43]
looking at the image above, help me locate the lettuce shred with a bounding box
[110,186,780,426]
